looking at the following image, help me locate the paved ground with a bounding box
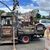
[0,38,45,50]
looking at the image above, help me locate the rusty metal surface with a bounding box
[1,26,13,37]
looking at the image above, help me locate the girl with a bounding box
[44,26,50,50]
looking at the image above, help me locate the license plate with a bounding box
[37,27,43,30]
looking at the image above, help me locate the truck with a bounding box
[0,15,46,44]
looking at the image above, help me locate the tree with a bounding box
[31,9,39,13]
[0,10,5,15]
[42,16,46,19]
[36,13,41,19]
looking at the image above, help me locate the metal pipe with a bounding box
[12,0,19,50]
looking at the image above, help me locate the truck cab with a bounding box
[0,16,13,43]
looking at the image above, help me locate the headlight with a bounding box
[36,26,43,31]
[36,24,44,31]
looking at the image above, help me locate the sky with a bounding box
[0,0,50,16]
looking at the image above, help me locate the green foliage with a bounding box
[42,16,46,19]
[36,13,41,19]
[0,10,5,15]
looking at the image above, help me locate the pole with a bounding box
[12,0,19,50]
[13,26,16,50]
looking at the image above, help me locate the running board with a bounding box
[0,40,18,45]
[0,40,12,45]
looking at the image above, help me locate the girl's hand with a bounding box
[44,48,48,50]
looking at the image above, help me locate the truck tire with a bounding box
[41,34,44,38]
[22,36,30,44]
[19,36,30,44]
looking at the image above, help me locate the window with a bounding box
[1,17,12,26]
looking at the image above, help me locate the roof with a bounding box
[1,13,7,16]
[1,16,12,18]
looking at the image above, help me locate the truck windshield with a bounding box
[1,17,12,26]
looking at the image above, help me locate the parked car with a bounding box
[39,19,50,28]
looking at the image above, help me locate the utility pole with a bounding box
[12,0,19,50]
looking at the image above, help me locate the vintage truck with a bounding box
[0,15,46,44]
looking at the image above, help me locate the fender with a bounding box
[35,23,45,27]
[35,23,46,30]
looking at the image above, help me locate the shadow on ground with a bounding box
[0,38,43,46]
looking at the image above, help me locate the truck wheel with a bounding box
[39,34,44,38]
[22,36,30,44]
[42,34,44,37]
